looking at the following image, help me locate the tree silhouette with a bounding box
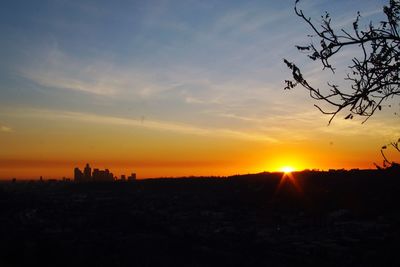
[379,139,400,168]
[284,0,400,124]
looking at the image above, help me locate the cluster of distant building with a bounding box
[74,163,136,182]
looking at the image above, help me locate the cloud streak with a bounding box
[7,108,278,143]
[0,125,12,133]
[20,48,144,96]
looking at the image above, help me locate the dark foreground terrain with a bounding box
[1,169,400,267]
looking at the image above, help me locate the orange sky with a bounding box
[0,107,397,179]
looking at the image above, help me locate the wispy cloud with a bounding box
[20,48,141,96]
[0,125,13,133]
[321,116,400,140]
[19,46,229,102]
[7,108,278,143]
[213,8,285,35]
[215,112,264,123]
[334,7,384,29]
[19,46,190,98]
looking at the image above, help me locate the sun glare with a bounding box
[275,166,303,195]
[280,166,294,173]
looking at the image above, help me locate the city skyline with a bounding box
[0,0,399,179]
[73,163,136,182]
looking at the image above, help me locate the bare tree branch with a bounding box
[284,0,400,124]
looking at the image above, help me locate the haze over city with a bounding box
[0,0,398,179]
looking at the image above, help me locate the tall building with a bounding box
[128,173,136,181]
[92,168,114,182]
[74,167,83,182]
[84,163,92,181]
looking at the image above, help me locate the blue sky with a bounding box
[0,0,398,178]
[0,0,387,111]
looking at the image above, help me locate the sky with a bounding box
[0,0,399,179]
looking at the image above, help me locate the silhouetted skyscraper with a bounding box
[128,173,136,181]
[84,163,92,181]
[92,167,114,182]
[74,167,83,182]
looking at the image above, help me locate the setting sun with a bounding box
[280,166,294,173]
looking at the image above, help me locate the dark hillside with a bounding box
[0,169,399,266]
